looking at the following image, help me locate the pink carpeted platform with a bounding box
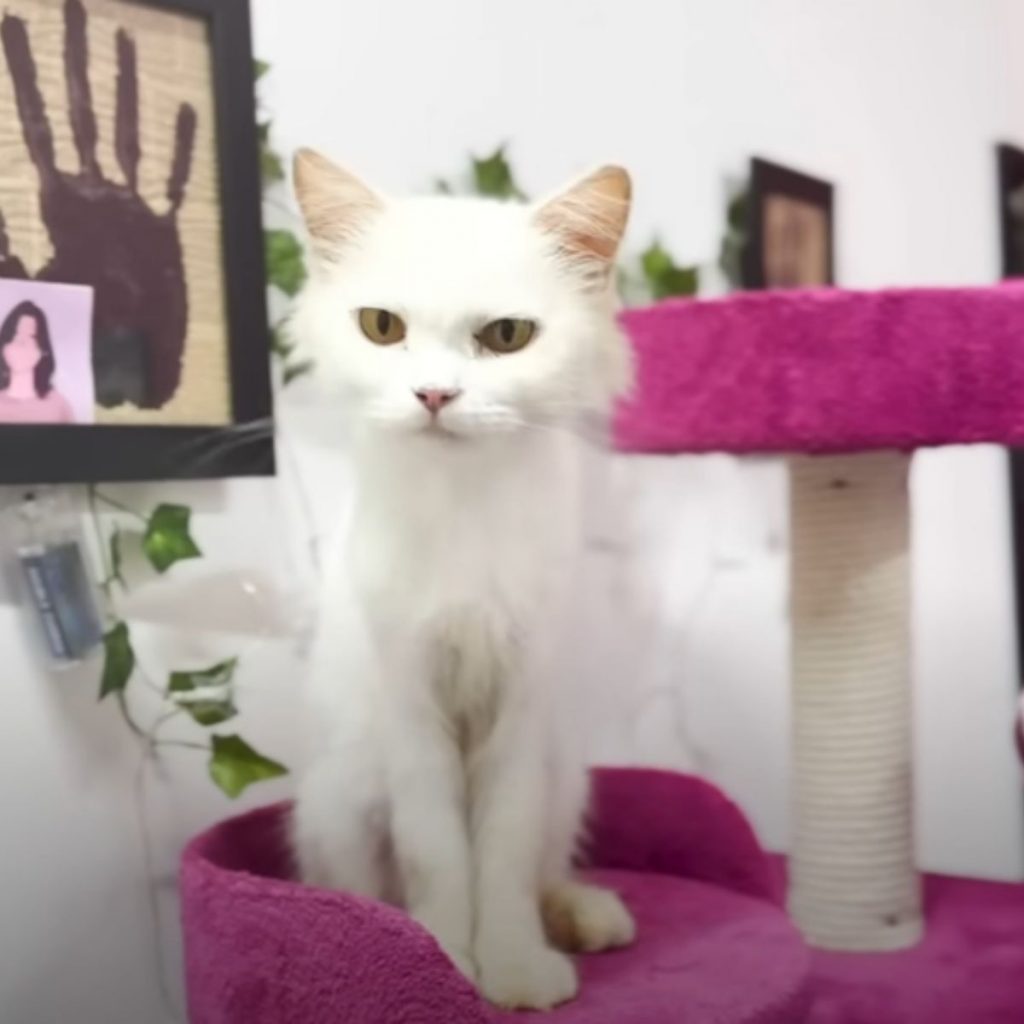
[615,284,1024,454]
[767,859,1024,1024]
[180,768,1024,1022]
[180,769,810,1024]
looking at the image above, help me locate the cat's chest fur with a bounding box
[350,434,579,733]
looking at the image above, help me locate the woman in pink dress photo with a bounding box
[0,301,75,424]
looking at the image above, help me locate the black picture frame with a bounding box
[743,157,835,290]
[0,0,273,485]
[998,143,1024,278]
[997,143,1024,689]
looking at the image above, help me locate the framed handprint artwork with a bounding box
[0,0,273,483]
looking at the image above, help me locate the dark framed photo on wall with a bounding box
[0,0,272,484]
[743,157,835,290]
[997,143,1024,277]
[996,142,1024,689]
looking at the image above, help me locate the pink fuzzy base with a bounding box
[180,769,809,1024]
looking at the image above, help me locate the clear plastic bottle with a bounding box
[15,490,103,664]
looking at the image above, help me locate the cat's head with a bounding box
[290,151,633,442]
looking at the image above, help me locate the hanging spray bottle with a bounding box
[15,490,103,664]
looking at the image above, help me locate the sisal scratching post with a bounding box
[788,452,922,951]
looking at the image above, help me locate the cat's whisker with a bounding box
[164,418,275,467]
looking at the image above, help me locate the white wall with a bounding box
[3,2,1024,1021]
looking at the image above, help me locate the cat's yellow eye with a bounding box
[357,308,407,345]
[476,318,537,355]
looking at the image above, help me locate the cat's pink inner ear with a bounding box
[535,166,632,268]
[293,148,383,258]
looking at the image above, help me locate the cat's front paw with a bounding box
[476,939,578,1010]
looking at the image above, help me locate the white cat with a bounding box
[289,150,636,1011]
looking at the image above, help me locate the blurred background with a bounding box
[4,1,1024,1021]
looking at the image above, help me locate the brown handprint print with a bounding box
[0,0,196,409]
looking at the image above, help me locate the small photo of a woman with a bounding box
[0,302,73,423]
[0,281,95,425]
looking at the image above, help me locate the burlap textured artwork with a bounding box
[0,0,230,424]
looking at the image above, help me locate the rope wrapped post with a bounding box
[788,452,923,951]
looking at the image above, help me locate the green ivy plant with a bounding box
[718,184,749,292]
[641,240,699,300]
[87,488,287,798]
[435,144,700,302]
[256,60,312,384]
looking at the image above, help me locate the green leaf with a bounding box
[169,659,239,726]
[655,264,700,299]
[168,658,238,693]
[471,145,525,200]
[100,622,135,700]
[283,358,314,385]
[143,504,202,574]
[719,238,744,291]
[258,121,284,185]
[209,734,288,798]
[719,188,749,291]
[265,229,307,297]
[109,528,124,586]
[727,190,748,231]
[640,239,671,280]
[187,701,238,727]
[269,325,294,359]
[640,240,700,300]
[261,149,284,185]
[254,59,270,81]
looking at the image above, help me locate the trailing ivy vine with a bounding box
[88,488,287,798]
[256,60,312,384]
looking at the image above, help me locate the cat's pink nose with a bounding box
[414,388,461,415]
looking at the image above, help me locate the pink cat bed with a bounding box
[180,768,811,1024]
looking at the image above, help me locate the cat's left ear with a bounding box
[534,165,632,278]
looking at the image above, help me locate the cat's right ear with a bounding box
[293,149,383,262]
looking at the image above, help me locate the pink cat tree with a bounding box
[180,284,1024,1023]
[616,284,1024,954]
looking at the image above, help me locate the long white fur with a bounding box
[289,155,636,1010]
